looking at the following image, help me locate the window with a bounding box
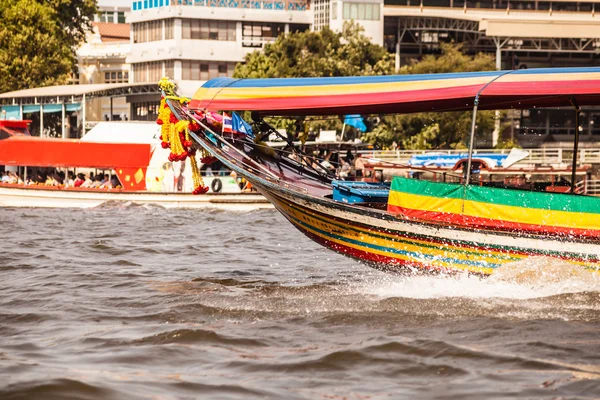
[133,20,166,43]
[132,102,160,121]
[181,61,235,80]
[132,62,162,83]
[182,19,236,41]
[99,11,114,23]
[164,19,174,40]
[201,64,210,80]
[342,2,380,20]
[104,71,129,83]
[117,12,126,23]
[242,22,284,47]
[165,61,174,79]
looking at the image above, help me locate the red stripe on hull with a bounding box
[387,205,600,240]
[295,224,463,275]
[265,189,598,266]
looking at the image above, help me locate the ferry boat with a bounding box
[0,121,270,210]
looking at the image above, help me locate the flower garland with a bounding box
[156,78,209,195]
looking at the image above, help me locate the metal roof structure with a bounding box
[0,83,159,105]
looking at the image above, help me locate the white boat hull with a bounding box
[0,186,272,211]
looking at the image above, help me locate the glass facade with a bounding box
[132,0,307,11]
[343,2,380,20]
[242,22,284,47]
[182,19,236,41]
[181,61,236,80]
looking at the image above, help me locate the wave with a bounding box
[0,379,118,400]
[131,328,267,347]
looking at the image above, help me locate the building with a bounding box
[95,0,129,23]
[127,0,312,121]
[122,1,600,145]
[77,22,131,123]
[382,1,600,146]
[384,1,600,70]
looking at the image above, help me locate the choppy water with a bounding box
[0,206,599,400]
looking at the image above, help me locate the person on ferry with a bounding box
[89,175,102,188]
[80,174,93,188]
[6,172,18,184]
[33,174,44,185]
[110,175,120,188]
[64,172,75,188]
[1,171,9,183]
[74,173,85,188]
[100,174,111,188]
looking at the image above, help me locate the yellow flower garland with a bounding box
[156,77,208,194]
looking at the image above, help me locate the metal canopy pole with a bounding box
[82,94,86,138]
[61,101,66,139]
[465,70,515,187]
[40,104,44,137]
[569,97,581,194]
[465,96,479,186]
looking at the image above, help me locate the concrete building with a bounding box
[123,0,600,145]
[127,0,312,120]
[77,22,131,124]
[95,0,130,23]
[383,1,600,70]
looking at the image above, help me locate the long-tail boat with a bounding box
[161,68,600,276]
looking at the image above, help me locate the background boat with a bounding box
[0,121,270,210]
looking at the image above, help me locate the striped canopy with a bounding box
[189,67,600,116]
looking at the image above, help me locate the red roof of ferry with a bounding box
[0,120,32,129]
[0,136,152,168]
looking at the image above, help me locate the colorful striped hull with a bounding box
[257,183,600,276]
[388,178,600,240]
[184,113,600,277]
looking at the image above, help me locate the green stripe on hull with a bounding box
[391,177,600,214]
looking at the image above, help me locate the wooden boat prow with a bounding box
[166,67,600,276]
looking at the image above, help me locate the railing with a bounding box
[360,148,600,166]
[384,2,598,18]
[169,0,308,10]
[581,179,600,196]
[241,37,278,48]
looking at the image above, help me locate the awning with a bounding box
[0,136,153,168]
[190,67,600,116]
[0,83,160,106]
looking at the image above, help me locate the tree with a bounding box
[235,25,496,149]
[234,21,394,79]
[46,0,97,50]
[0,0,96,93]
[235,22,394,138]
[362,43,497,149]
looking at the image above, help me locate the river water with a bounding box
[1,206,599,399]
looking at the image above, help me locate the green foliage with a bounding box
[365,43,497,149]
[234,21,392,138]
[495,138,522,149]
[398,42,496,75]
[234,21,394,79]
[46,0,97,47]
[235,26,496,149]
[0,0,97,93]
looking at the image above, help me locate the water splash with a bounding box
[357,257,600,300]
